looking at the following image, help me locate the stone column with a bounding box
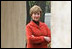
[1,1,26,48]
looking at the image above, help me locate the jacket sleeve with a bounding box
[26,25,45,44]
[45,24,51,43]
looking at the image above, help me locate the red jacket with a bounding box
[26,21,51,48]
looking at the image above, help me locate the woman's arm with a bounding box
[44,24,51,43]
[26,25,45,44]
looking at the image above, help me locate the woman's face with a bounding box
[31,12,40,21]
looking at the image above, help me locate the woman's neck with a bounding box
[32,20,39,26]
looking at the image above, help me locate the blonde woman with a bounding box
[26,5,51,48]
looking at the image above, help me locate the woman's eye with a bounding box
[37,13,39,15]
[34,13,40,15]
[34,13,36,15]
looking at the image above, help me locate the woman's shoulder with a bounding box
[26,23,30,27]
[40,21,48,27]
[40,22,50,30]
[26,21,32,27]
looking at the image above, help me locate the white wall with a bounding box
[51,1,71,48]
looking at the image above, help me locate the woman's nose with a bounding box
[35,15,39,17]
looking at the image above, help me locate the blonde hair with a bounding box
[30,5,42,16]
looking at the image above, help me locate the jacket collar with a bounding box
[30,20,44,28]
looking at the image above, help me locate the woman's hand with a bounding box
[44,36,50,42]
[31,35,51,42]
[31,35,34,37]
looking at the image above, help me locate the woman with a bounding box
[26,5,51,48]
